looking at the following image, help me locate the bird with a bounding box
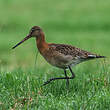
[12,26,105,87]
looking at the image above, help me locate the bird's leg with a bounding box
[64,69,69,88]
[68,66,75,79]
[42,66,75,86]
[42,74,69,86]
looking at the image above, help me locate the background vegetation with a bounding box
[0,0,110,109]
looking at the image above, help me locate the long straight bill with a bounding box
[12,35,31,49]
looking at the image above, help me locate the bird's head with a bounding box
[12,26,42,49]
[29,26,42,37]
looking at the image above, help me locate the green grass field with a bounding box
[0,0,110,109]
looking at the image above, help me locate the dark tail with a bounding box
[96,55,106,58]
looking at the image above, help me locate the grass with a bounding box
[0,0,110,109]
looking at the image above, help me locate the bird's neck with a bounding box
[36,32,48,54]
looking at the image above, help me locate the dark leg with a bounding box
[68,66,75,79]
[42,75,69,86]
[64,69,69,88]
[42,66,75,86]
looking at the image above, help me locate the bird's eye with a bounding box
[31,29,35,31]
[30,29,35,33]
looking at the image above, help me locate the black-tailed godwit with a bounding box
[12,26,105,86]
